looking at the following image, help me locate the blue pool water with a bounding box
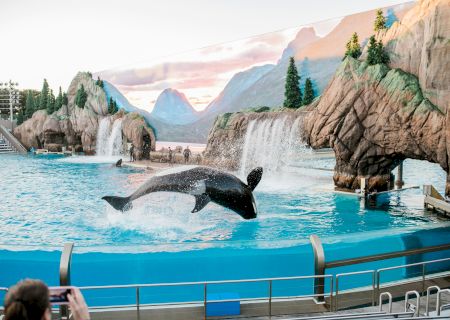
[0,153,449,305]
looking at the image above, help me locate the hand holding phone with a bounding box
[67,287,90,320]
[49,286,74,305]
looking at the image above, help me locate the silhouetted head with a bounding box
[221,167,263,220]
[4,279,51,320]
[232,186,258,219]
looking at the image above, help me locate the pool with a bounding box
[1,153,449,305]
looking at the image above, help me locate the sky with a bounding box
[0,0,412,111]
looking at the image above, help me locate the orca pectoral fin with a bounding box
[192,194,210,213]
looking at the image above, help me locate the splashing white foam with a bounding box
[239,115,310,177]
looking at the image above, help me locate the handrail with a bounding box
[79,274,332,290]
[310,234,450,303]
[436,289,450,316]
[0,124,26,153]
[404,290,420,316]
[425,285,440,316]
[78,274,334,320]
[335,270,375,311]
[59,243,74,319]
[378,292,392,313]
[326,243,450,269]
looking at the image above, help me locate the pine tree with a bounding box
[344,32,362,59]
[39,79,49,110]
[17,109,24,125]
[367,36,390,65]
[367,36,378,65]
[75,84,87,108]
[55,87,63,111]
[377,40,390,64]
[374,9,387,34]
[302,78,315,105]
[108,97,119,114]
[46,89,56,114]
[25,91,35,119]
[283,57,302,108]
[96,76,104,88]
[62,92,68,106]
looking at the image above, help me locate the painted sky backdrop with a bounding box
[1,0,411,105]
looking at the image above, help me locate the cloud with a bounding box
[99,44,280,88]
[245,32,287,46]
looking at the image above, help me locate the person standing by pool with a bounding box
[3,279,90,320]
[183,146,191,164]
[130,143,135,162]
[168,147,174,166]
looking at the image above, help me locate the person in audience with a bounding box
[3,279,90,320]
[183,146,191,164]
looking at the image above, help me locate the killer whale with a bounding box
[102,166,263,219]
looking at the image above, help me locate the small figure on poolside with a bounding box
[196,153,202,165]
[129,144,135,162]
[183,146,192,164]
[168,147,174,166]
[115,158,122,167]
[102,166,263,219]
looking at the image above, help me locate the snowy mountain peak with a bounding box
[151,88,199,125]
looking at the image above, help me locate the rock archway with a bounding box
[303,58,448,194]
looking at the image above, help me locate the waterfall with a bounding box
[239,115,309,176]
[96,118,123,157]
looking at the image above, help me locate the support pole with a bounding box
[396,162,404,188]
[310,235,325,303]
[59,243,74,319]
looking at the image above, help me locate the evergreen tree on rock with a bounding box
[25,91,35,119]
[374,9,387,35]
[344,32,362,59]
[55,87,63,111]
[283,57,302,108]
[39,79,49,110]
[46,89,56,114]
[108,97,119,114]
[62,92,68,106]
[17,109,24,125]
[96,76,104,88]
[303,78,315,106]
[75,84,87,108]
[367,35,390,65]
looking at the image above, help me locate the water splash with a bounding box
[239,115,310,176]
[96,118,123,157]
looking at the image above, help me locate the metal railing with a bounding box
[376,257,450,296]
[310,234,450,303]
[335,270,376,310]
[378,292,392,313]
[77,274,334,320]
[0,124,26,153]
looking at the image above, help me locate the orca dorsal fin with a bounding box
[192,193,210,213]
[247,167,263,191]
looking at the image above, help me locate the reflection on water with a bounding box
[0,153,448,252]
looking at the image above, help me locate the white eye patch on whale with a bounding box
[102,166,263,219]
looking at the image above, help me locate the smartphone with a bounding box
[49,286,74,305]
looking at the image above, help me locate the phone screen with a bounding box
[49,287,72,305]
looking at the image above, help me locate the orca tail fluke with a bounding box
[102,196,132,212]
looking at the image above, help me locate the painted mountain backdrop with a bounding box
[96,2,413,142]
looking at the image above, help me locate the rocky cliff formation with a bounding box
[14,72,156,157]
[303,57,446,192]
[382,0,450,111]
[303,0,450,193]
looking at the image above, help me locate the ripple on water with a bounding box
[0,154,448,251]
